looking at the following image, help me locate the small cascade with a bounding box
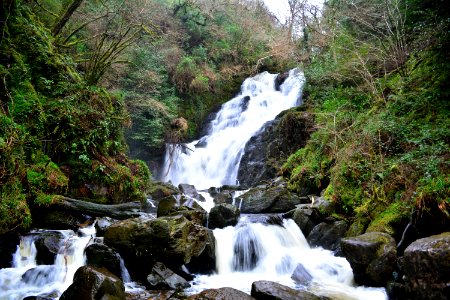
[0,225,95,300]
[162,69,305,189]
[187,217,387,300]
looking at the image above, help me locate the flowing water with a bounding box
[164,69,387,299]
[0,225,95,299]
[162,68,305,189]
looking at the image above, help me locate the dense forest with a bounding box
[0,0,448,258]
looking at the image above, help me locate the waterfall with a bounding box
[187,217,387,300]
[0,225,95,299]
[162,68,305,189]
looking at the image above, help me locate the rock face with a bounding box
[237,109,314,188]
[103,215,209,281]
[402,232,450,300]
[59,266,125,300]
[237,182,304,214]
[251,280,321,300]
[34,231,65,265]
[186,229,216,274]
[146,262,190,290]
[341,232,397,286]
[307,220,348,252]
[187,287,255,300]
[208,203,240,229]
[85,243,122,280]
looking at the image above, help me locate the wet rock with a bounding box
[0,231,20,268]
[148,181,180,201]
[307,221,348,252]
[157,196,207,226]
[291,263,313,285]
[95,217,119,237]
[238,184,302,214]
[59,266,125,300]
[403,232,450,299]
[156,196,178,217]
[178,184,205,202]
[146,262,190,290]
[186,229,216,274]
[187,287,255,300]
[34,231,65,265]
[311,196,335,216]
[212,190,233,205]
[22,265,58,286]
[208,203,240,229]
[85,243,122,280]
[292,206,320,237]
[251,280,322,300]
[341,232,397,286]
[274,71,289,91]
[103,215,208,282]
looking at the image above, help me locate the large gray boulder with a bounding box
[403,232,450,300]
[187,287,255,300]
[251,280,322,300]
[237,184,303,214]
[103,215,209,281]
[341,232,397,286]
[146,262,190,290]
[307,220,348,252]
[208,203,240,229]
[59,266,125,300]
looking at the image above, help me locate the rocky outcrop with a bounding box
[146,262,190,290]
[188,287,255,300]
[178,184,205,202]
[307,220,348,253]
[157,196,207,226]
[237,180,305,213]
[34,231,65,265]
[237,109,315,187]
[341,232,397,286]
[103,215,208,281]
[95,217,120,237]
[85,243,122,280]
[251,280,322,300]
[59,266,125,300]
[402,232,450,299]
[208,203,240,229]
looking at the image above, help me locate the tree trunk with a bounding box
[52,0,84,36]
[51,196,146,219]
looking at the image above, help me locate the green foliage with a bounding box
[283,0,450,233]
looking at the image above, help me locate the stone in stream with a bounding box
[291,263,313,285]
[178,183,205,202]
[185,228,216,275]
[59,266,125,300]
[251,280,322,300]
[103,215,209,282]
[291,206,320,237]
[341,232,397,286]
[402,232,450,300]
[34,231,65,265]
[146,262,190,290]
[188,287,255,300]
[208,203,240,229]
[307,220,348,253]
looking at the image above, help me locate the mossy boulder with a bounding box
[341,232,397,286]
[59,266,125,300]
[403,232,450,299]
[103,215,208,281]
[366,201,411,241]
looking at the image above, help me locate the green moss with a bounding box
[366,201,411,236]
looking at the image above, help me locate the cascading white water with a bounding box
[188,217,387,300]
[162,68,305,189]
[0,225,95,300]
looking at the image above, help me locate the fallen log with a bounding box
[54,197,144,220]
